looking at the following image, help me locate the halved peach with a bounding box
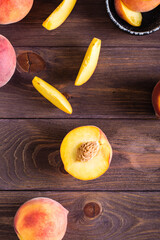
[122,0,160,12]
[43,0,77,30]
[60,126,112,180]
[152,80,160,118]
[14,197,68,240]
[75,38,101,86]
[115,0,142,27]
[32,76,72,114]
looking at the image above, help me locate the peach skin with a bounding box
[0,35,16,87]
[0,0,34,24]
[115,0,142,27]
[152,80,160,118]
[14,197,68,240]
[122,0,160,12]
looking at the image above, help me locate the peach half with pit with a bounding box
[115,0,142,27]
[14,197,68,240]
[0,35,16,88]
[152,80,160,119]
[60,126,112,181]
[0,0,34,25]
[122,0,160,12]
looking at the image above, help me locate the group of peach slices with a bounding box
[115,0,160,27]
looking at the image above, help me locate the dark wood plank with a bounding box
[0,0,160,47]
[0,119,159,190]
[0,47,159,118]
[1,191,160,240]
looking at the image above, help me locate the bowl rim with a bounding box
[105,0,160,35]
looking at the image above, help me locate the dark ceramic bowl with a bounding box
[106,0,160,35]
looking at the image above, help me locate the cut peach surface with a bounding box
[14,197,68,240]
[0,0,34,24]
[115,0,142,27]
[43,0,77,30]
[75,38,101,86]
[152,80,160,118]
[32,77,72,114]
[60,126,112,181]
[122,0,160,12]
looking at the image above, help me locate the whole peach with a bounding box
[152,80,160,118]
[14,197,69,240]
[0,0,34,24]
[122,0,160,12]
[0,35,16,87]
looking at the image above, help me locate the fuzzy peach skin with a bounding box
[122,0,160,12]
[0,0,34,24]
[152,80,160,118]
[0,35,16,87]
[14,197,68,240]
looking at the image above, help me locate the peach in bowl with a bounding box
[106,0,160,35]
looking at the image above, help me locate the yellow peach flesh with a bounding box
[60,126,112,180]
[115,0,142,27]
[43,0,77,30]
[32,77,72,114]
[75,38,101,86]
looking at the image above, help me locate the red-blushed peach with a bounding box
[122,0,160,12]
[60,126,112,180]
[0,0,34,24]
[152,80,160,118]
[14,197,68,240]
[0,35,16,87]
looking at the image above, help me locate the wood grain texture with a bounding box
[0,47,159,118]
[0,119,159,191]
[0,0,160,47]
[0,191,160,240]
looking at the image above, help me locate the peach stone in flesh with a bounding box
[60,126,112,181]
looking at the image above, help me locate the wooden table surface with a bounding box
[0,0,160,239]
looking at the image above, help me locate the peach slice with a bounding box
[32,76,72,114]
[14,197,68,240]
[60,126,112,180]
[42,0,77,30]
[115,0,142,27]
[152,80,160,118]
[122,0,160,12]
[0,0,34,25]
[75,38,101,86]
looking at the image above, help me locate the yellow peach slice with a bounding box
[32,76,72,114]
[75,38,101,86]
[60,126,112,180]
[115,0,142,27]
[42,0,77,30]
